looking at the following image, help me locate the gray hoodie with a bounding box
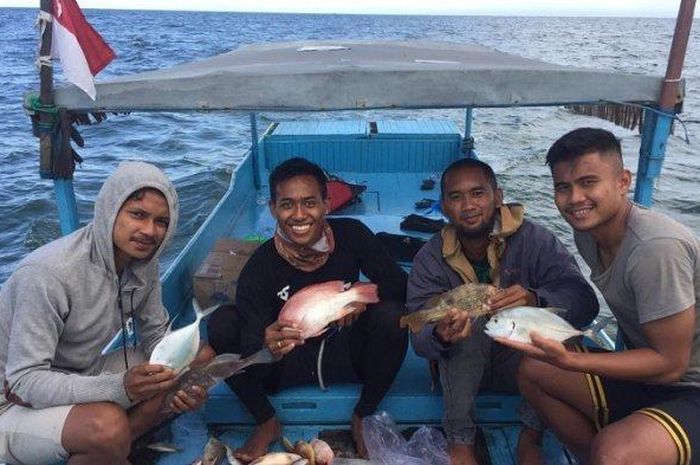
[0,161,178,410]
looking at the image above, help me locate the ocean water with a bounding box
[1,9,699,286]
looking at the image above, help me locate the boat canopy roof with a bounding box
[51,40,676,112]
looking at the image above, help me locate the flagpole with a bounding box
[39,0,54,175]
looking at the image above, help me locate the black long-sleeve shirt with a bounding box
[235,218,407,357]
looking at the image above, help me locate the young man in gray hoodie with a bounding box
[0,161,209,465]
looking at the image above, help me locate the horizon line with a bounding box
[0,5,684,18]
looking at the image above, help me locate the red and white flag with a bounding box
[50,0,115,100]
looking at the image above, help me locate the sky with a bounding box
[0,0,690,17]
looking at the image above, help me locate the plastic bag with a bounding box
[363,411,449,465]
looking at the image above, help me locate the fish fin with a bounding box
[542,307,567,315]
[212,353,243,364]
[145,442,181,453]
[337,304,358,321]
[582,315,618,350]
[586,315,617,333]
[193,298,221,322]
[399,314,424,333]
[498,298,528,311]
[582,327,613,349]
[242,348,276,367]
[225,445,243,465]
[205,353,243,378]
[282,437,295,452]
[307,327,329,338]
[420,294,442,311]
[348,282,379,304]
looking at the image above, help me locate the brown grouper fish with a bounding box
[278,280,379,339]
[400,282,499,333]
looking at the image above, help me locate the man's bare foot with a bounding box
[234,416,282,462]
[448,442,480,465]
[351,413,368,458]
[517,427,544,465]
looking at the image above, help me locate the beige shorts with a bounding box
[0,348,145,465]
[0,403,72,465]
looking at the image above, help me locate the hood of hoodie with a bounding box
[92,161,179,279]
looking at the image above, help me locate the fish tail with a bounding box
[349,282,380,303]
[399,314,425,333]
[400,309,446,333]
[194,300,221,322]
[282,437,295,452]
[241,348,277,368]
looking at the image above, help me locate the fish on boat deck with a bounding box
[277,280,379,339]
[191,437,242,465]
[282,436,335,465]
[162,349,275,411]
[400,283,499,333]
[250,452,307,465]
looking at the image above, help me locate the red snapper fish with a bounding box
[278,280,379,339]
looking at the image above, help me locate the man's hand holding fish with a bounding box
[265,319,304,358]
[124,363,177,403]
[493,332,574,369]
[486,284,536,312]
[434,308,474,345]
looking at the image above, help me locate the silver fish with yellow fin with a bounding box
[400,282,498,333]
[150,299,220,374]
[250,452,307,465]
[484,306,590,343]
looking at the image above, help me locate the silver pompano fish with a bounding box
[162,349,275,411]
[278,280,379,339]
[250,452,307,465]
[400,283,498,333]
[150,299,220,374]
[484,306,591,343]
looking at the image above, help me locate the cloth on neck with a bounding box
[274,221,336,272]
[441,203,524,286]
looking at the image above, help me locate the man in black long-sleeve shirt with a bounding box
[208,158,408,461]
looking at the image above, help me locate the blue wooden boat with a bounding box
[24,3,694,463]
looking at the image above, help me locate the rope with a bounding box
[317,337,327,391]
[601,100,690,144]
[35,55,53,69]
[566,100,690,144]
[35,10,52,36]
[27,95,58,115]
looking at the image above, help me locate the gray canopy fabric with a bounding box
[51,40,670,112]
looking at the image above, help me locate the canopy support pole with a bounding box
[38,0,53,175]
[463,107,476,158]
[634,0,695,206]
[250,112,261,189]
[54,179,80,234]
[39,0,80,234]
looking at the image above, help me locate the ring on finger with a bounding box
[277,341,282,349]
